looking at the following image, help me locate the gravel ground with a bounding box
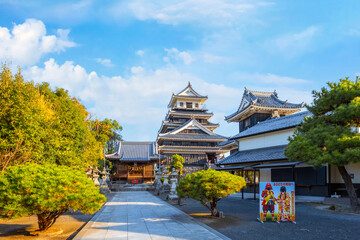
[172,195,360,240]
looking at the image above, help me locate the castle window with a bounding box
[195,103,199,108]
[186,102,192,108]
[244,118,251,128]
[179,102,184,107]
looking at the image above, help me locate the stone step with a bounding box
[110,183,155,192]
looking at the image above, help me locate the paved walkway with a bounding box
[74,191,229,240]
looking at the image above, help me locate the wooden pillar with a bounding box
[241,169,244,199]
[126,165,129,182]
[142,165,145,183]
[292,165,295,182]
[253,170,256,200]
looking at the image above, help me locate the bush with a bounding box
[177,169,246,216]
[0,163,106,231]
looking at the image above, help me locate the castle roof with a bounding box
[167,82,208,108]
[225,88,303,122]
[230,111,311,140]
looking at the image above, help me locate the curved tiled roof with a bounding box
[106,141,164,161]
[225,89,303,121]
[217,145,288,165]
[230,111,311,139]
[158,134,227,141]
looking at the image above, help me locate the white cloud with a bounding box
[165,48,194,65]
[203,53,225,63]
[0,19,76,66]
[265,26,319,58]
[136,50,145,56]
[126,0,270,26]
[24,59,312,140]
[96,58,114,67]
[130,66,144,74]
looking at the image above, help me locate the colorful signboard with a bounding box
[259,182,295,222]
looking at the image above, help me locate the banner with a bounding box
[259,182,295,222]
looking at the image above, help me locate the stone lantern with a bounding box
[85,166,93,180]
[162,169,170,185]
[167,170,179,200]
[169,170,178,184]
[101,169,108,187]
[105,166,111,182]
[93,167,101,186]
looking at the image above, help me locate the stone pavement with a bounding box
[74,191,230,240]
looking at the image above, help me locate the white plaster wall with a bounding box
[260,168,271,182]
[331,163,360,184]
[238,128,294,151]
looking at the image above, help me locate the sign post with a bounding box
[258,182,296,224]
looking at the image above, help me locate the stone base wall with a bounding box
[183,166,205,175]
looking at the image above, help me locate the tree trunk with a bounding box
[337,166,359,209]
[210,199,218,217]
[37,210,65,231]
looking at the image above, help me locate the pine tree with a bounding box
[285,77,360,208]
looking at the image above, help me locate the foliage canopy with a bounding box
[285,77,360,207]
[177,169,246,216]
[170,154,184,172]
[0,65,122,171]
[0,163,106,230]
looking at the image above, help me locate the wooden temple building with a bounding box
[105,141,165,183]
[157,82,227,172]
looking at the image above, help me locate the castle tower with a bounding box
[157,82,227,172]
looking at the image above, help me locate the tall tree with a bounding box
[0,66,54,171]
[285,77,360,208]
[0,65,119,171]
[90,118,122,154]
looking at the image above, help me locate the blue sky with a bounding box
[1,0,359,140]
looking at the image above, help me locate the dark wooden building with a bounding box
[105,141,165,183]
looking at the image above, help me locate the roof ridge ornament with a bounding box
[273,89,278,98]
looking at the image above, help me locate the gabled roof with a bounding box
[225,88,303,122]
[161,117,216,136]
[158,118,227,141]
[176,82,207,97]
[105,141,165,161]
[230,111,311,140]
[216,145,288,165]
[167,82,208,108]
